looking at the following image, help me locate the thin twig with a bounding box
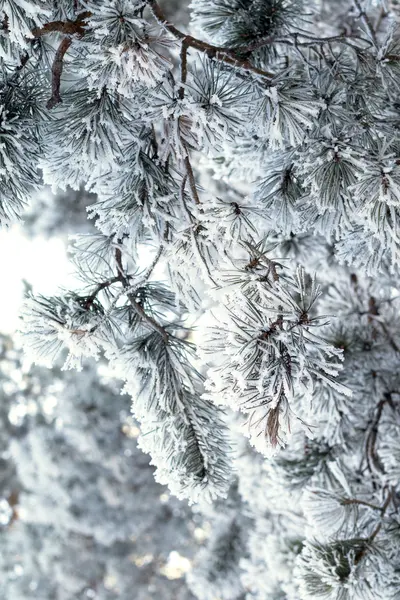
[178,39,188,100]
[47,36,72,108]
[83,276,122,309]
[341,498,384,511]
[243,32,371,53]
[353,0,378,46]
[354,488,393,565]
[176,43,202,208]
[184,155,201,206]
[115,245,169,341]
[140,244,164,282]
[179,176,217,286]
[29,12,89,107]
[365,392,393,474]
[243,242,280,282]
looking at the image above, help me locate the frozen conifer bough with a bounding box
[1,0,400,597]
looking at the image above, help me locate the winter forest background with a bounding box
[2,0,400,599]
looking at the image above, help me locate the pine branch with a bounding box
[141,244,164,281]
[176,47,202,209]
[239,32,371,54]
[30,12,90,107]
[353,0,378,46]
[146,0,274,80]
[368,488,393,541]
[354,488,394,565]
[115,245,169,342]
[29,5,274,82]
[83,276,122,310]
[244,243,280,281]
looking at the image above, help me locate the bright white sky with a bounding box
[0,225,74,334]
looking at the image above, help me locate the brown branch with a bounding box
[244,245,280,282]
[126,293,169,341]
[259,317,284,341]
[31,12,90,38]
[15,52,30,72]
[2,13,9,33]
[183,155,201,206]
[7,490,19,527]
[146,0,274,80]
[341,498,383,511]
[84,245,164,312]
[47,36,72,108]
[365,392,393,474]
[29,12,91,108]
[178,39,188,101]
[29,4,273,115]
[115,245,169,342]
[354,488,393,565]
[29,6,273,81]
[266,402,282,447]
[384,54,400,62]
[83,276,122,310]
[23,0,371,111]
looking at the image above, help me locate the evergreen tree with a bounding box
[0,334,196,599]
[1,0,400,597]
